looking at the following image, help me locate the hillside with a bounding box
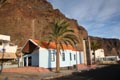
[90,36,120,56]
[0,0,120,56]
[0,0,88,50]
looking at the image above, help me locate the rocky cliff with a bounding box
[0,0,119,56]
[0,0,88,50]
[90,36,120,56]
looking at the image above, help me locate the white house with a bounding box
[91,49,105,59]
[0,34,18,60]
[91,49,105,62]
[22,39,85,69]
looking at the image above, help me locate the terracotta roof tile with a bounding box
[32,39,76,51]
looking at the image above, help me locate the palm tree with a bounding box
[91,40,100,64]
[43,19,78,72]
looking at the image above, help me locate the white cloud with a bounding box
[96,0,120,22]
[48,0,120,39]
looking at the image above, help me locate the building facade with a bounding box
[22,39,85,69]
[0,34,18,61]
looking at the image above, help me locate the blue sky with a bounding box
[48,0,120,39]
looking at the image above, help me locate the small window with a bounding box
[0,41,2,45]
[62,52,65,61]
[74,54,76,60]
[70,53,72,61]
[51,53,55,61]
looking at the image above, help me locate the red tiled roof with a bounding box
[32,40,76,51]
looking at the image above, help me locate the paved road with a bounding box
[55,64,120,80]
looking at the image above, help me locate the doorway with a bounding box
[28,56,32,66]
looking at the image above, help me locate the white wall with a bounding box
[39,47,83,68]
[91,49,105,59]
[0,34,10,41]
[69,50,77,66]
[5,45,17,53]
[79,51,85,64]
[0,34,17,53]
[39,48,51,68]
[0,44,17,53]
[23,47,85,68]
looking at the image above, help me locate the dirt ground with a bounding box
[0,69,74,80]
[0,72,41,80]
[0,64,120,80]
[0,71,75,80]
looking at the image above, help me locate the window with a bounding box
[70,53,72,61]
[62,52,65,61]
[74,54,76,60]
[51,53,55,61]
[0,41,2,45]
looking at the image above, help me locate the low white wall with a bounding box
[39,47,83,68]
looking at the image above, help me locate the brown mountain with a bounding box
[90,36,120,56]
[0,0,88,50]
[0,0,120,56]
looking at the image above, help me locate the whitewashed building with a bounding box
[0,34,18,60]
[91,49,105,63]
[22,39,85,69]
[91,49,105,59]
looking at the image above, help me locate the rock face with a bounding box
[0,0,88,50]
[90,36,120,56]
[0,0,119,56]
